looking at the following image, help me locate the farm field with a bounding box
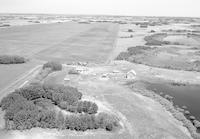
[0,22,118,63]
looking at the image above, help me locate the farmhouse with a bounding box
[75,66,91,74]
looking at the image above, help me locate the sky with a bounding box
[0,0,199,17]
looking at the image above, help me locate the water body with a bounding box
[145,81,200,121]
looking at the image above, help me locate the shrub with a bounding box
[40,83,82,106]
[59,100,98,114]
[127,46,153,55]
[0,93,27,111]
[4,100,37,121]
[52,93,62,104]
[67,104,78,113]
[150,30,155,33]
[144,33,169,46]
[80,114,96,130]
[96,112,119,131]
[77,101,98,114]
[13,109,39,130]
[59,101,69,109]
[0,55,26,64]
[43,84,82,100]
[65,114,79,130]
[68,69,79,74]
[115,52,130,60]
[37,110,57,128]
[64,114,96,131]
[15,84,45,100]
[56,112,65,129]
[42,83,57,99]
[43,84,82,103]
[128,29,133,32]
[63,86,82,100]
[78,114,93,131]
[115,46,154,61]
[64,112,119,131]
[43,61,62,71]
[5,108,57,130]
[62,91,81,105]
[5,119,15,130]
[34,98,54,109]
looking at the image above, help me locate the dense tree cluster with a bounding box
[115,52,130,60]
[43,61,62,71]
[59,100,98,114]
[116,45,200,72]
[144,33,170,46]
[116,46,154,61]
[0,55,26,64]
[55,112,119,131]
[128,29,133,32]
[68,69,80,74]
[0,83,119,131]
[77,101,98,114]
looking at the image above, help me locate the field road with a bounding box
[0,65,42,100]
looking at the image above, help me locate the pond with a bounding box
[145,81,200,121]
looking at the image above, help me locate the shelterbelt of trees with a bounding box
[0,61,119,132]
[0,55,26,64]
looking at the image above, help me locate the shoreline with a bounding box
[128,82,200,138]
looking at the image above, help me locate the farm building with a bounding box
[126,70,136,79]
[75,67,89,74]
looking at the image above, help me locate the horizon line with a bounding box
[0,12,199,19]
